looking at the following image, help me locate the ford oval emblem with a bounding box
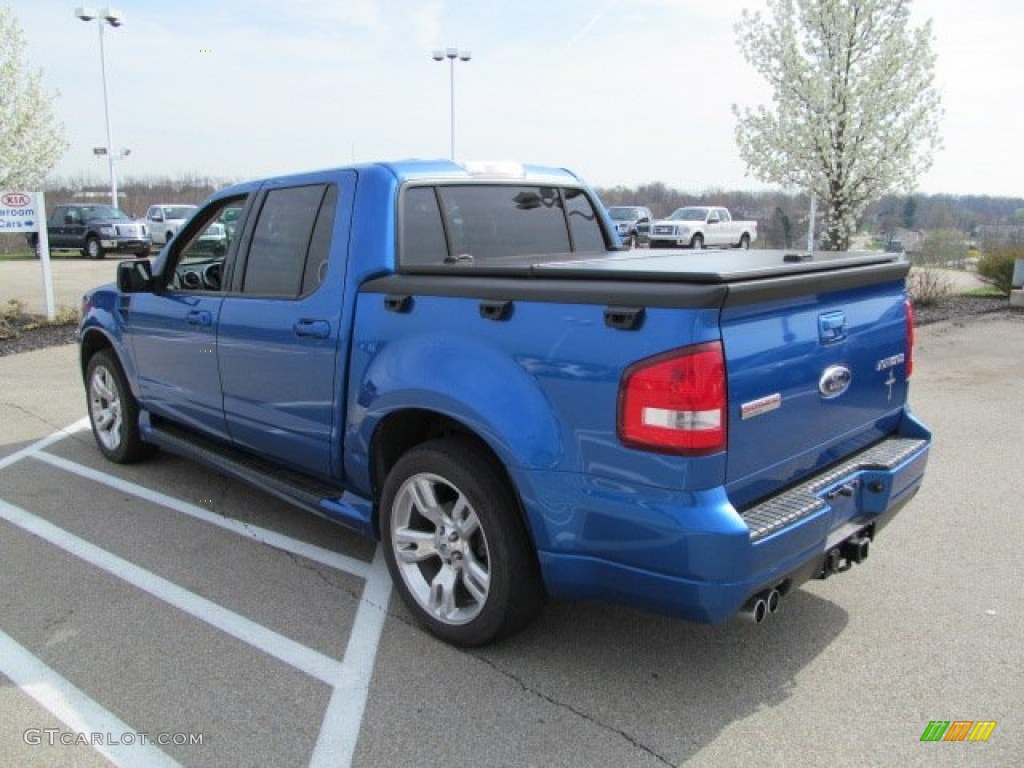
[819,365,852,399]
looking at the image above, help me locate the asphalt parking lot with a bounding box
[1,313,1021,767]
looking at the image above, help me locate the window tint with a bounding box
[243,185,326,297]
[401,187,447,264]
[563,188,606,252]
[301,185,338,296]
[437,185,570,260]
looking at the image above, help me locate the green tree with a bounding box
[0,7,68,190]
[733,0,942,250]
[902,196,917,230]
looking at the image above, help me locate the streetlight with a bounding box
[431,47,471,160]
[75,6,124,208]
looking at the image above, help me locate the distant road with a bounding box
[1,258,127,314]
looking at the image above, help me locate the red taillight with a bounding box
[904,299,915,380]
[617,341,727,455]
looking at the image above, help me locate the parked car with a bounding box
[146,204,198,246]
[606,205,653,248]
[77,159,930,646]
[648,206,757,249]
[27,203,151,259]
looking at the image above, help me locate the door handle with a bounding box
[186,310,212,326]
[293,319,330,339]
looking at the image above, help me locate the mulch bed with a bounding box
[911,294,1021,327]
[0,313,78,357]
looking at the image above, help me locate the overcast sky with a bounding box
[8,0,1024,196]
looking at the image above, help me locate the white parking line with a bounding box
[3,419,393,768]
[0,417,89,472]
[0,498,345,686]
[310,549,391,768]
[0,629,181,768]
[32,451,372,580]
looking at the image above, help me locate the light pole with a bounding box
[431,47,471,160]
[75,7,124,208]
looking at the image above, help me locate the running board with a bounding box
[142,419,376,537]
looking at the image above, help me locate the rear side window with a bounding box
[243,184,329,297]
[402,187,447,265]
[399,183,608,265]
[301,185,338,296]
[563,188,605,252]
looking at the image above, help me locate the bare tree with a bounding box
[733,0,941,249]
[0,7,68,190]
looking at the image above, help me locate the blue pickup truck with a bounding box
[77,160,930,646]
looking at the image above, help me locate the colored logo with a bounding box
[1,193,31,207]
[920,720,997,742]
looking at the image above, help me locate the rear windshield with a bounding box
[400,184,608,267]
[162,206,196,219]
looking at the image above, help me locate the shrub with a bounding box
[907,266,953,307]
[976,245,1021,296]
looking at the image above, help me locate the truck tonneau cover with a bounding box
[534,249,899,283]
[403,249,901,284]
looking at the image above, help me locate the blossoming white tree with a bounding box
[0,8,67,190]
[733,0,942,250]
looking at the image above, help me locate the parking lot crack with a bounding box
[283,550,350,592]
[0,402,92,447]
[468,652,676,767]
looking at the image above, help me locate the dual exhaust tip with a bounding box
[741,587,781,624]
[741,533,872,625]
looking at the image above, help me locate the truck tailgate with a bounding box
[720,278,912,508]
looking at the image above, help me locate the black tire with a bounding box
[628,233,638,249]
[380,438,546,646]
[691,233,704,249]
[84,236,104,260]
[85,350,156,464]
[737,234,751,250]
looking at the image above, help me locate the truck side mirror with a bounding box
[118,259,154,293]
[151,211,164,222]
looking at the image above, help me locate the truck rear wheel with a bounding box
[738,234,751,250]
[380,438,545,646]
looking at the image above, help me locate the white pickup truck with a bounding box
[648,206,757,249]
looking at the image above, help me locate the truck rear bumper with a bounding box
[522,412,931,624]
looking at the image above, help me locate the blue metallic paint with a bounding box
[76,159,932,627]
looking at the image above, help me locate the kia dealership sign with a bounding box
[1,190,55,319]
[0,191,42,232]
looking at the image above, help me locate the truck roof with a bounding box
[211,160,583,201]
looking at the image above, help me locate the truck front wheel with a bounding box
[84,236,104,259]
[691,233,704,249]
[85,350,156,463]
[380,438,545,646]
